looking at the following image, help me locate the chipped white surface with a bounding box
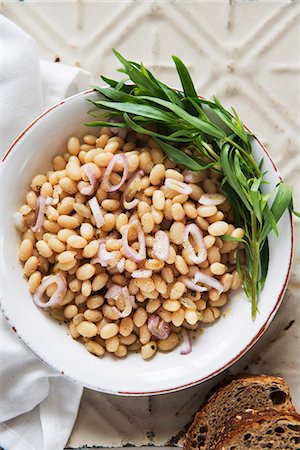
[2,0,299,447]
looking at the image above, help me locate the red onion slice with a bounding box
[88,196,104,228]
[91,243,116,267]
[119,287,133,318]
[180,329,192,355]
[122,170,144,210]
[121,220,146,263]
[183,224,207,264]
[165,178,192,195]
[105,284,122,300]
[79,164,99,196]
[117,257,126,273]
[148,315,170,340]
[31,195,46,232]
[182,277,208,293]
[153,230,170,261]
[33,274,67,308]
[199,193,226,206]
[101,154,129,192]
[183,170,203,184]
[194,270,224,294]
[131,269,153,279]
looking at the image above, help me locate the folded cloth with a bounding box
[0,15,92,449]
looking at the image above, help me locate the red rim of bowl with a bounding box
[1,89,294,396]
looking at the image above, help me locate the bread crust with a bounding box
[212,409,300,450]
[184,374,295,450]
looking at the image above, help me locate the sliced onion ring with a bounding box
[147,315,170,340]
[31,195,46,232]
[117,257,126,273]
[33,274,67,308]
[165,178,192,195]
[131,269,153,279]
[105,286,133,318]
[194,270,224,294]
[183,223,207,264]
[121,220,146,263]
[119,287,133,318]
[101,154,129,192]
[181,277,207,293]
[79,164,99,196]
[180,329,192,355]
[199,193,226,206]
[122,170,144,210]
[88,196,104,228]
[91,243,116,267]
[105,284,122,300]
[153,230,170,261]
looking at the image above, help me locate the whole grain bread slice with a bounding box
[212,409,300,450]
[184,375,294,450]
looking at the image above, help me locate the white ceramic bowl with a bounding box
[1,90,293,396]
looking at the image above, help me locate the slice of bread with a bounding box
[184,375,294,450]
[212,409,300,449]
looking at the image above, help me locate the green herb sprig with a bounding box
[87,49,294,319]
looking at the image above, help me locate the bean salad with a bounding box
[15,127,243,360]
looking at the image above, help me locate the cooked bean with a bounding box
[53,155,66,171]
[170,222,185,245]
[152,190,165,210]
[170,281,185,300]
[157,333,179,352]
[86,340,105,356]
[28,271,42,293]
[80,223,94,240]
[197,205,218,218]
[36,240,53,258]
[208,221,229,236]
[172,308,185,327]
[92,273,108,291]
[120,334,137,346]
[58,250,76,264]
[149,164,165,185]
[171,203,185,221]
[165,169,184,181]
[77,321,98,337]
[134,278,155,293]
[67,136,81,155]
[141,341,157,360]
[66,235,87,249]
[185,309,198,325]
[100,323,119,339]
[76,264,96,281]
[31,174,47,192]
[19,239,34,262]
[57,215,79,229]
[113,344,126,357]
[210,262,227,275]
[23,256,39,277]
[183,201,197,219]
[84,309,102,322]
[64,304,79,319]
[163,299,181,312]
[175,255,188,275]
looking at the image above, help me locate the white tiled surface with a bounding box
[2,1,300,448]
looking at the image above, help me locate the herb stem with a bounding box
[251,212,260,319]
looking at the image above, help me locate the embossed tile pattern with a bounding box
[2,1,299,448]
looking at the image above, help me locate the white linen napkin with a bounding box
[0,15,92,450]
